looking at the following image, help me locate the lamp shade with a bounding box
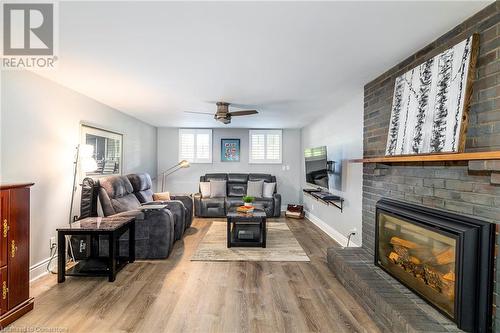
[179,160,190,168]
[81,157,98,173]
[80,144,95,158]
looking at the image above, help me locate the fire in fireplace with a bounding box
[378,213,457,317]
[375,199,495,333]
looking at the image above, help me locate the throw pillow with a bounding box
[210,180,227,198]
[153,192,171,201]
[199,182,211,198]
[247,180,264,198]
[263,182,276,198]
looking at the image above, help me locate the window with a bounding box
[179,129,213,163]
[81,125,123,176]
[249,129,282,164]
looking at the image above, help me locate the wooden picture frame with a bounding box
[385,34,479,156]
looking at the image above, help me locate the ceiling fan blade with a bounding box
[229,110,258,116]
[184,111,213,115]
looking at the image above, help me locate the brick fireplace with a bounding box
[375,199,494,332]
[328,2,499,332]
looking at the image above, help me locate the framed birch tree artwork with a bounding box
[385,34,479,156]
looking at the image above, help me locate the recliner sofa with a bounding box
[194,173,281,218]
[81,173,192,259]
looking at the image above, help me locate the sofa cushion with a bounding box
[200,197,225,217]
[210,180,227,198]
[153,192,171,201]
[227,183,247,197]
[98,175,141,216]
[263,182,276,198]
[204,173,228,182]
[249,173,272,183]
[200,182,211,198]
[253,197,274,217]
[127,173,154,203]
[225,196,243,211]
[247,180,264,198]
[227,174,248,183]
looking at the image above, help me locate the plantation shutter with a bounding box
[179,129,212,163]
[249,130,282,164]
[250,133,265,161]
[196,133,210,160]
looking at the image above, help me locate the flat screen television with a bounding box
[304,146,329,189]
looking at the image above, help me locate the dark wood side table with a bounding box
[57,216,135,283]
[226,208,267,248]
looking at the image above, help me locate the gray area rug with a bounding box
[191,221,310,262]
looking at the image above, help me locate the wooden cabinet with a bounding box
[0,183,34,328]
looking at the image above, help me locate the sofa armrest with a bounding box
[170,195,193,228]
[273,193,282,217]
[143,200,186,239]
[103,207,175,259]
[141,208,175,257]
[193,193,203,217]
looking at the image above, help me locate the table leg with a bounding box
[108,232,116,282]
[129,221,135,263]
[227,219,231,248]
[57,232,66,283]
[262,218,267,248]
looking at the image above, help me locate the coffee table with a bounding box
[57,216,135,282]
[226,208,267,248]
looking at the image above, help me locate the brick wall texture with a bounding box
[362,1,500,329]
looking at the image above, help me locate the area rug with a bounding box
[191,221,310,262]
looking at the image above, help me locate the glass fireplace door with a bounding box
[377,212,457,318]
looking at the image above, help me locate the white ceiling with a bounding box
[37,1,491,128]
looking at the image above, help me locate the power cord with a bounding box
[346,232,356,248]
[46,243,57,274]
[46,236,77,274]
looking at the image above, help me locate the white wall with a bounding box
[0,71,157,280]
[300,90,364,246]
[157,128,301,206]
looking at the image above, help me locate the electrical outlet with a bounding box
[49,236,56,249]
[349,228,357,235]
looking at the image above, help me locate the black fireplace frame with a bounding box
[375,198,494,333]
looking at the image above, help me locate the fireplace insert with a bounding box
[375,198,494,333]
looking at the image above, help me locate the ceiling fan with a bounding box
[185,101,258,124]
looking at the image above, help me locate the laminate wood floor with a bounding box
[13,217,382,333]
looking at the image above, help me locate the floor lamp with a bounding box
[66,144,97,264]
[160,160,190,192]
[69,144,98,227]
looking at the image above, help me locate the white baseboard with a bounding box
[30,255,57,282]
[305,210,360,248]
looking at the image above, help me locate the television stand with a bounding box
[302,189,344,212]
[303,188,322,193]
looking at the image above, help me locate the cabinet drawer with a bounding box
[7,188,29,310]
[0,266,7,315]
[0,191,8,267]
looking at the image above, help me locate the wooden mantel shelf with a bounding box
[350,151,500,163]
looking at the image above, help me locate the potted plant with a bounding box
[242,196,255,207]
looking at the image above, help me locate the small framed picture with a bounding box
[221,139,240,162]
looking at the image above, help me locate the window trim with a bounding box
[249,129,283,164]
[178,128,213,164]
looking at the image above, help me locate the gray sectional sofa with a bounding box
[194,173,281,218]
[80,172,192,259]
